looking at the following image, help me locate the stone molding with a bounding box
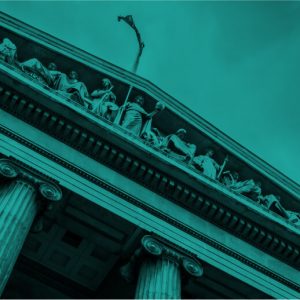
[0,158,62,202]
[0,128,299,293]
[0,83,299,271]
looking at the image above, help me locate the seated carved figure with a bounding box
[90,78,118,121]
[121,95,150,136]
[193,149,220,180]
[0,38,17,65]
[161,129,196,162]
[258,194,288,218]
[55,70,90,106]
[20,59,61,87]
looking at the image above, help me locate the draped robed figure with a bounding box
[121,96,165,137]
[54,70,89,106]
[90,78,118,121]
[121,95,148,136]
[193,149,220,179]
[161,129,196,162]
[0,38,17,65]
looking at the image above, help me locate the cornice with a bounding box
[0,11,299,201]
[0,126,299,294]
[0,79,299,274]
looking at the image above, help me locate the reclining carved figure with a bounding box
[258,194,289,219]
[20,59,90,106]
[286,210,300,227]
[20,59,61,87]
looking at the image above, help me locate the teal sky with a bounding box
[1,1,300,184]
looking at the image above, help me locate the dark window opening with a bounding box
[62,230,83,248]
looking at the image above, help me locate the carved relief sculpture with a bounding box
[258,194,289,218]
[19,59,61,87]
[55,70,90,106]
[221,170,240,188]
[231,179,262,201]
[0,38,17,65]
[0,36,299,229]
[140,102,165,145]
[90,78,118,121]
[193,149,220,179]
[121,95,149,136]
[286,210,300,227]
[161,128,196,162]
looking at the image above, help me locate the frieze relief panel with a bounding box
[0,43,299,227]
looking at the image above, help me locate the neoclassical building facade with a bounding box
[0,11,299,299]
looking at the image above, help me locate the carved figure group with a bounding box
[223,172,262,201]
[220,170,299,225]
[20,58,60,87]
[0,38,298,227]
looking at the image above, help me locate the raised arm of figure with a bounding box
[91,89,109,98]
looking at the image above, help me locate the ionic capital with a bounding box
[0,159,19,179]
[38,182,62,201]
[141,235,203,277]
[0,158,62,201]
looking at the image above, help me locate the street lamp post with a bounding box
[114,15,145,125]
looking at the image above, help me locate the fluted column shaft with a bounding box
[127,236,203,300]
[135,256,181,299]
[0,180,38,295]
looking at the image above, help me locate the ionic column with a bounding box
[0,159,62,295]
[134,235,203,299]
[135,256,181,299]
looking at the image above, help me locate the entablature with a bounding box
[0,75,300,272]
